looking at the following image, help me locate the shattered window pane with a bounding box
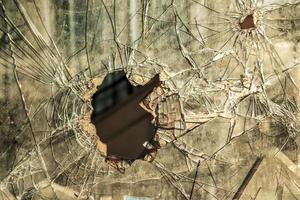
[0,0,300,199]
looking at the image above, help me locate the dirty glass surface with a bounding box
[0,0,300,199]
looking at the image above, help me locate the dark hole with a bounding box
[91,70,160,161]
[239,14,255,30]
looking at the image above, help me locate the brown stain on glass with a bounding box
[91,71,160,160]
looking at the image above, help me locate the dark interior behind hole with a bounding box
[91,71,160,161]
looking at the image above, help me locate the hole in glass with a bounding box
[90,70,161,162]
[239,13,256,30]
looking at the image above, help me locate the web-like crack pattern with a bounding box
[0,0,300,199]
